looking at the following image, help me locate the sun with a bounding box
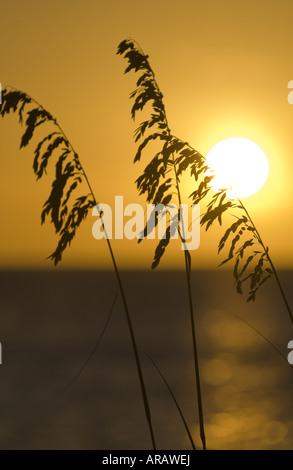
[206,138,269,199]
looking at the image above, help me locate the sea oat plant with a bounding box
[118,38,212,450]
[0,87,156,449]
[118,38,293,450]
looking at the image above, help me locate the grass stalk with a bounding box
[57,121,157,450]
[144,351,197,450]
[135,47,207,448]
[171,154,207,450]
[237,198,293,325]
[2,86,156,450]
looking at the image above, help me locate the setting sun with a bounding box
[206,138,269,199]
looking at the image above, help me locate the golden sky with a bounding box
[1,0,293,270]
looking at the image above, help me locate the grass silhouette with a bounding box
[199,187,293,326]
[0,87,156,449]
[1,39,292,449]
[118,38,208,449]
[118,37,292,449]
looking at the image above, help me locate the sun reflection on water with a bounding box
[187,306,293,450]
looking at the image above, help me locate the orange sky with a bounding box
[1,0,293,270]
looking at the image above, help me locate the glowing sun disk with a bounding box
[206,138,269,198]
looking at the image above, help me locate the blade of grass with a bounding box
[233,314,293,369]
[59,292,118,392]
[236,197,293,326]
[144,351,197,450]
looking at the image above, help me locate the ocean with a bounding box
[0,269,292,450]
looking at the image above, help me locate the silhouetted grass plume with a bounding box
[0,87,157,449]
[118,38,209,449]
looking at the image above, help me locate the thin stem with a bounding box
[157,60,207,446]
[104,236,156,449]
[144,351,197,450]
[133,51,207,446]
[172,154,206,450]
[154,82,207,449]
[233,314,293,369]
[122,43,207,447]
[237,198,293,325]
[183,254,206,449]
[59,293,118,391]
[9,86,156,450]
[268,261,293,324]
[60,130,158,451]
